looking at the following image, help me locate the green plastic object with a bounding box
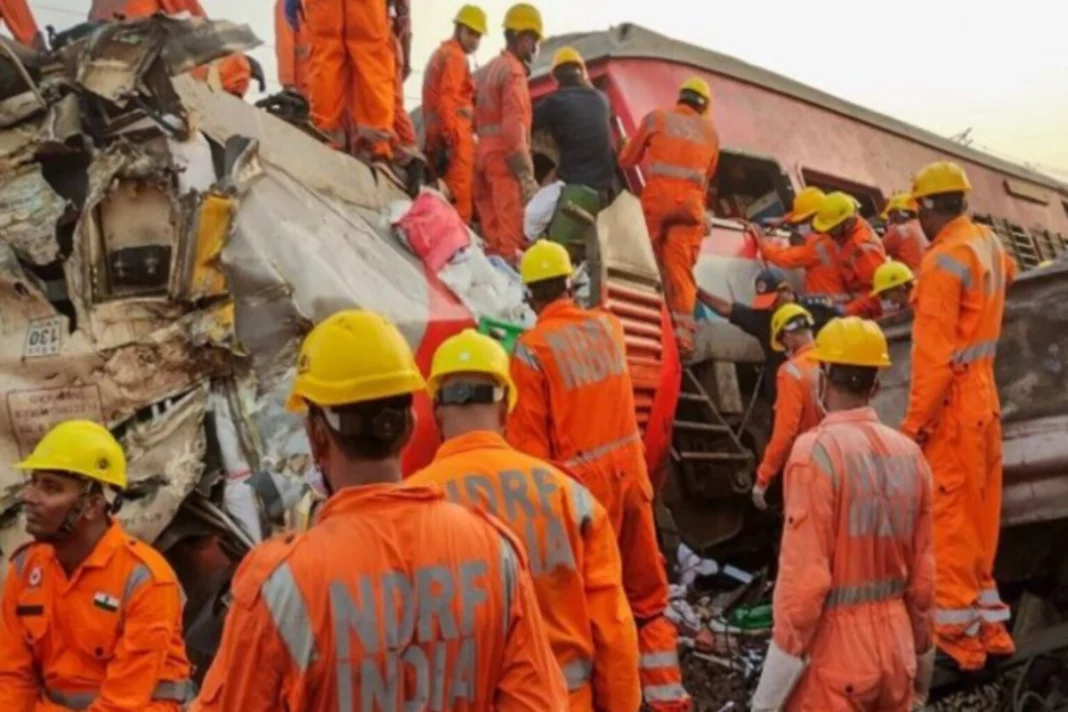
[728,604,773,630]
[545,184,603,247]
[477,316,526,354]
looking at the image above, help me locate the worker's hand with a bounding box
[752,484,768,511]
[284,0,304,29]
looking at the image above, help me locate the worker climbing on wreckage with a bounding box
[902,161,1017,671]
[752,317,936,711]
[758,186,851,306]
[508,240,691,711]
[880,192,929,272]
[618,77,720,361]
[474,3,543,263]
[751,303,824,511]
[0,421,195,710]
[408,328,642,711]
[191,309,568,710]
[423,4,485,225]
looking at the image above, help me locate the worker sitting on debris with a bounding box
[409,328,642,712]
[902,161,1017,671]
[423,4,484,224]
[618,77,720,360]
[285,0,395,160]
[191,310,568,710]
[533,47,617,198]
[751,303,824,511]
[868,260,915,319]
[758,186,851,305]
[509,240,691,712]
[474,3,543,263]
[752,317,936,712]
[0,420,195,710]
[812,191,888,316]
[880,192,929,271]
[0,0,43,48]
[90,0,253,98]
[698,267,843,401]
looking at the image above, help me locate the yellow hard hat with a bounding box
[286,310,426,412]
[16,420,127,490]
[910,161,972,201]
[770,303,814,352]
[785,186,826,224]
[551,46,584,71]
[679,77,711,103]
[503,3,543,39]
[811,317,891,368]
[520,239,573,285]
[812,191,858,233]
[870,260,915,297]
[880,191,919,220]
[428,329,518,412]
[454,4,488,35]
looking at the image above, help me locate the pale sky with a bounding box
[22,0,1068,180]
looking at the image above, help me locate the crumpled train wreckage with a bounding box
[0,14,663,674]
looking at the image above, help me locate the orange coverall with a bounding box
[836,218,888,316]
[423,38,476,223]
[760,233,850,305]
[0,522,193,711]
[755,342,823,490]
[902,215,1015,669]
[408,430,642,711]
[508,298,690,711]
[274,0,310,94]
[390,30,419,156]
[617,104,720,356]
[474,50,535,262]
[302,0,394,157]
[89,0,251,97]
[191,484,568,711]
[882,218,929,272]
[0,0,39,47]
[774,408,934,710]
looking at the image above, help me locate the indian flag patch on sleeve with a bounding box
[93,592,120,612]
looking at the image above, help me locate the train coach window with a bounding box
[712,150,792,222]
[800,169,883,220]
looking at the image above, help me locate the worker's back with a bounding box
[533,85,615,193]
[630,105,718,198]
[775,408,934,710]
[882,219,928,272]
[409,431,641,712]
[193,485,566,711]
[509,298,639,464]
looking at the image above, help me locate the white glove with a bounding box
[752,484,768,511]
[912,646,936,710]
[751,640,807,711]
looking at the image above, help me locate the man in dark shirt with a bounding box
[699,267,841,401]
[531,46,616,195]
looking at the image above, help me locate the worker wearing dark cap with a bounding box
[699,267,842,401]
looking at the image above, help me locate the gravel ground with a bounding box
[680,650,753,711]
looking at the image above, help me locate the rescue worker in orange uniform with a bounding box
[0,421,194,710]
[751,317,936,711]
[509,240,691,711]
[423,5,485,224]
[285,0,395,160]
[812,191,887,317]
[902,161,1016,670]
[866,260,915,320]
[409,329,642,711]
[0,0,41,48]
[759,187,851,304]
[90,0,252,97]
[388,1,420,160]
[880,192,929,271]
[474,3,543,262]
[617,77,720,360]
[275,0,310,95]
[751,304,824,511]
[191,310,568,710]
